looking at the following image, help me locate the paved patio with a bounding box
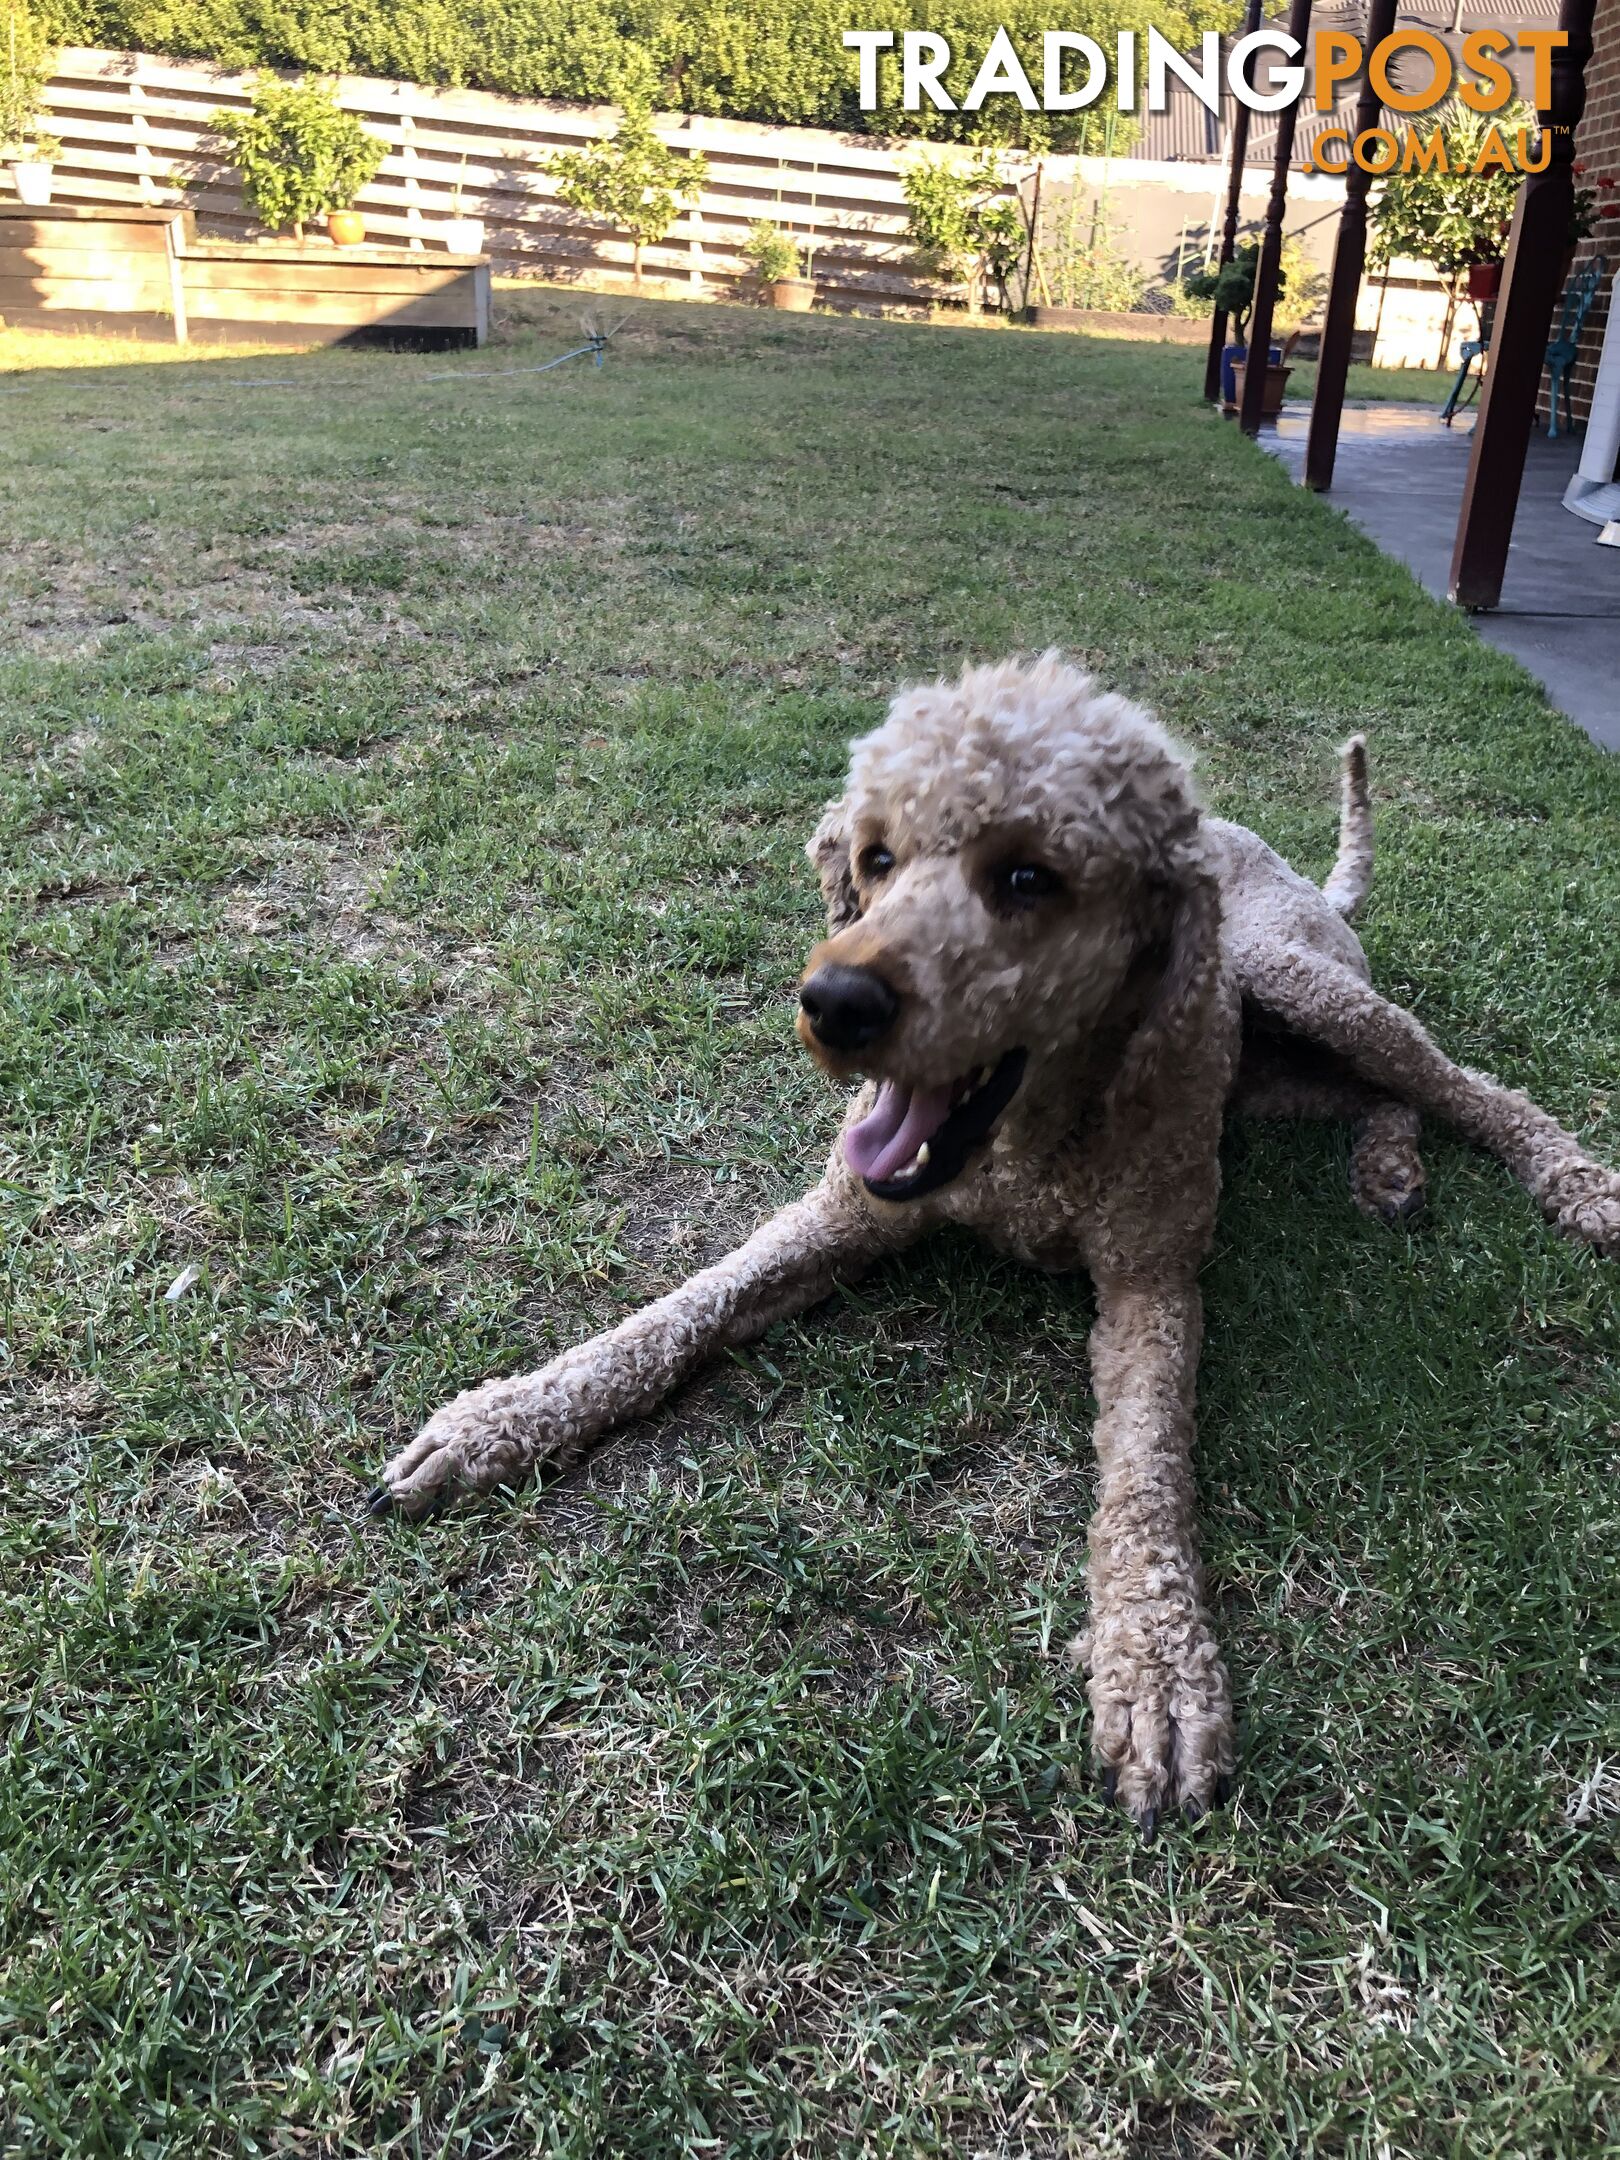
[1260,403,1620,753]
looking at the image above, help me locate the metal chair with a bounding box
[1440,297,1493,425]
[1545,256,1606,437]
[1440,257,1607,435]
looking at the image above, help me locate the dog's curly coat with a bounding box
[376,656,1620,1828]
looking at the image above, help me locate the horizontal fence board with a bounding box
[178,284,478,326]
[0,270,171,308]
[0,221,172,254]
[180,254,476,292]
[0,244,174,280]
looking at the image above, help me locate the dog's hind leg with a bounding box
[1236,942,1619,1255]
[374,1175,904,1514]
[1347,1098,1426,1225]
[1233,1030,1426,1225]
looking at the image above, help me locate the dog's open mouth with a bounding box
[844,1049,1027,1201]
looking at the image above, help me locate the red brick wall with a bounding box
[1570,0,1620,425]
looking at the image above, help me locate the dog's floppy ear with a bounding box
[1107,855,1223,1116]
[807,800,860,931]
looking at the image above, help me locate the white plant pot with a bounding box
[9,159,54,206]
[441,216,484,255]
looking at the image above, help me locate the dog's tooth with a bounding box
[916,1142,930,1167]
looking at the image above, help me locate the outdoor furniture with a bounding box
[1546,257,1607,436]
[1440,257,1607,434]
[1439,298,1495,426]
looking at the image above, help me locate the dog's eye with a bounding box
[994,862,1063,906]
[858,844,895,881]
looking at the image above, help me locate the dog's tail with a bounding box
[1322,733,1372,920]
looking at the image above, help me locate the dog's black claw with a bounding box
[1214,1774,1233,1808]
[1139,1806,1158,1845]
[1101,1768,1118,1805]
[364,1485,395,1518]
[1183,1797,1206,1827]
[1391,1186,1426,1224]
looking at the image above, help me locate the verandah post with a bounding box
[1303,0,1402,488]
[1239,0,1316,435]
[1448,0,1599,607]
[1204,0,1267,402]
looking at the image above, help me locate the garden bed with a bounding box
[179,237,489,348]
[0,204,488,347]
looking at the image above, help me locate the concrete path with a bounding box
[1261,403,1620,753]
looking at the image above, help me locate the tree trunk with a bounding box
[633,238,643,294]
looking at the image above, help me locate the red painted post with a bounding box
[1448,0,1598,607]
[1303,0,1401,489]
[1240,0,1316,435]
[1204,0,1267,403]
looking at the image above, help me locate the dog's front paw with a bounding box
[1071,1603,1234,1834]
[369,1385,538,1518]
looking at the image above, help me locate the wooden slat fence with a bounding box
[26,47,1023,312]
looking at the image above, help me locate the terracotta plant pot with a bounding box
[1467,259,1502,301]
[326,209,366,247]
[1228,360,1292,419]
[440,215,484,255]
[768,276,815,312]
[8,158,54,206]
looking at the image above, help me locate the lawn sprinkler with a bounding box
[577,305,630,368]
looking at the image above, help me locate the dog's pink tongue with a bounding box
[844,1080,953,1183]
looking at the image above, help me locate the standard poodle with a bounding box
[371,655,1619,1830]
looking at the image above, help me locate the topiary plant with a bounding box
[741,220,800,283]
[1182,240,1287,349]
[546,84,707,293]
[212,75,385,240]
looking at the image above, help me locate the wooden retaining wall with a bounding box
[0,203,184,332]
[0,203,490,345]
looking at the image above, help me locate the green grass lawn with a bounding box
[3,287,1618,2158]
[1287,358,1457,405]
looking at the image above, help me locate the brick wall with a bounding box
[1570,0,1620,425]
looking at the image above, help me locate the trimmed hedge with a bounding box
[46,0,1235,149]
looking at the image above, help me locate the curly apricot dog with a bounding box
[373,655,1619,1829]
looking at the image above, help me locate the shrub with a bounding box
[1369,101,1527,292]
[903,150,1025,311]
[65,0,1239,151]
[212,73,386,237]
[545,80,707,290]
[741,220,801,282]
[1,0,56,155]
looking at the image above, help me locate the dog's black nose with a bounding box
[800,964,900,1052]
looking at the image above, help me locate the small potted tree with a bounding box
[441,150,484,255]
[742,220,813,310]
[1184,240,1295,413]
[546,81,707,295]
[213,75,385,245]
[2,0,58,206]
